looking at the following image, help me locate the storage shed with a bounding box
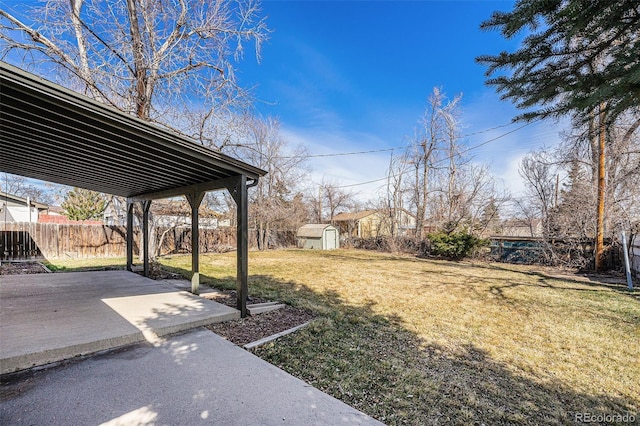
[297,224,339,250]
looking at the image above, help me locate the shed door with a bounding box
[325,229,336,250]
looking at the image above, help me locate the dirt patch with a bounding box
[0,262,49,275]
[202,290,314,346]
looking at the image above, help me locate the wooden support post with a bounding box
[126,199,134,271]
[186,191,205,295]
[142,200,152,277]
[227,175,249,318]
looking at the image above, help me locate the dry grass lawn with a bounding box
[158,249,639,425]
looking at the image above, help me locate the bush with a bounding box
[351,236,393,252]
[427,231,488,260]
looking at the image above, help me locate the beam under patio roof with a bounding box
[0,61,266,317]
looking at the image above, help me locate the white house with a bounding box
[104,197,229,229]
[0,192,49,223]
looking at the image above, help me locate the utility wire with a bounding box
[278,120,527,159]
[336,120,538,189]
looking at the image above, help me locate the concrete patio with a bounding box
[0,270,239,374]
[0,271,383,425]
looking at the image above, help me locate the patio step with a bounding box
[247,302,285,315]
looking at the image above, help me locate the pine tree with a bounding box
[477,0,640,270]
[477,0,640,123]
[61,188,107,221]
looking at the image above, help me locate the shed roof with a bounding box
[0,61,266,200]
[297,224,337,238]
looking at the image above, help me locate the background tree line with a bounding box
[2,0,638,267]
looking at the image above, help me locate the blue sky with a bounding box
[2,0,566,204]
[237,0,566,202]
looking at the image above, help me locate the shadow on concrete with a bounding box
[0,327,380,425]
[163,265,638,425]
[0,271,237,374]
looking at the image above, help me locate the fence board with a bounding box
[1,223,131,260]
[2,223,296,260]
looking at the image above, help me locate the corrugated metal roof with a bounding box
[297,224,337,238]
[0,61,266,199]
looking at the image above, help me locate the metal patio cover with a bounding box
[0,61,266,317]
[0,61,265,199]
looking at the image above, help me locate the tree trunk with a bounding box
[125,0,149,119]
[421,154,428,237]
[595,104,606,271]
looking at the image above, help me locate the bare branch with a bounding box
[0,9,77,70]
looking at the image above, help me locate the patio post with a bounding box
[227,175,248,318]
[126,199,134,271]
[186,192,205,295]
[142,200,152,277]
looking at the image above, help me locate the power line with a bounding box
[278,120,525,159]
[301,146,398,158]
[336,120,538,189]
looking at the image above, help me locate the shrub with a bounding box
[427,231,488,260]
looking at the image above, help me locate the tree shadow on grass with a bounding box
[422,260,639,304]
[163,265,638,426]
[474,262,639,301]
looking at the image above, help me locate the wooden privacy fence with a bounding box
[1,223,297,260]
[156,226,236,255]
[1,222,132,260]
[156,227,296,255]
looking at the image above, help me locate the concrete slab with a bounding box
[0,271,239,374]
[0,328,384,425]
[160,278,222,294]
[247,302,286,315]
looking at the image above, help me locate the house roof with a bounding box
[151,199,222,218]
[0,61,266,200]
[332,210,379,222]
[297,224,337,238]
[0,191,49,209]
[501,218,542,228]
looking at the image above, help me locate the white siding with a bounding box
[4,206,39,223]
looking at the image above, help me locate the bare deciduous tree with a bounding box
[1,0,269,142]
[388,87,500,239]
[2,1,269,259]
[383,152,409,238]
[518,149,557,238]
[550,160,596,240]
[514,113,639,268]
[230,116,309,250]
[555,113,640,243]
[1,173,55,204]
[322,180,358,225]
[407,88,461,238]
